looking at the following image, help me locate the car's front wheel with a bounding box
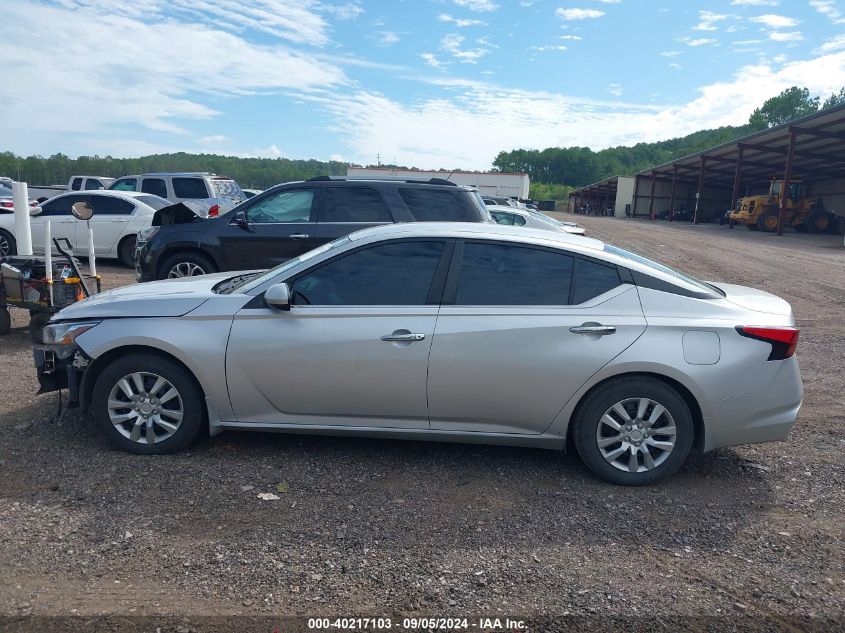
[92,353,204,454]
[573,376,694,485]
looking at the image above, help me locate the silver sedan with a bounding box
[35,222,802,485]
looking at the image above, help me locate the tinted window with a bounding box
[603,244,716,295]
[573,259,621,304]
[455,242,573,306]
[141,178,168,198]
[85,179,104,190]
[398,188,477,221]
[110,178,137,191]
[90,195,135,215]
[70,178,83,191]
[248,189,314,223]
[173,177,209,199]
[40,194,88,216]
[491,211,515,225]
[291,241,444,306]
[324,187,391,223]
[135,195,170,210]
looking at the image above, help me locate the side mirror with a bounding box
[231,210,249,227]
[71,201,94,220]
[29,206,43,216]
[264,283,291,311]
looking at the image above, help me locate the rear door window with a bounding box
[173,177,210,199]
[323,187,391,223]
[40,194,88,216]
[141,178,168,198]
[109,178,137,192]
[70,178,83,191]
[572,259,622,304]
[90,196,135,215]
[84,179,104,190]
[454,242,574,306]
[398,188,477,221]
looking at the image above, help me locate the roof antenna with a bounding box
[446,171,454,181]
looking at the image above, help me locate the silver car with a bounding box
[488,205,586,235]
[35,223,802,485]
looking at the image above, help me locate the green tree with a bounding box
[822,86,845,109]
[748,86,820,130]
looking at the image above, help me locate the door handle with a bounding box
[569,325,616,335]
[290,233,310,239]
[380,333,426,342]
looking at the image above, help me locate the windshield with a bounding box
[232,235,352,293]
[469,190,494,222]
[136,195,171,210]
[0,184,12,197]
[603,244,719,295]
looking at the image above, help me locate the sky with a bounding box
[3,0,845,170]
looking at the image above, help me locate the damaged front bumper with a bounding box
[33,346,90,408]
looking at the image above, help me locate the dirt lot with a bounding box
[1,217,843,631]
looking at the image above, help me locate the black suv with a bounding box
[135,177,492,281]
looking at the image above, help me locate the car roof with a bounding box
[116,172,232,178]
[346,221,605,251]
[54,190,151,200]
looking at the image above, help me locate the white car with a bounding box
[489,205,586,235]
[0,190,172,266]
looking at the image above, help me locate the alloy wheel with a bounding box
[168,262,207,278]
[0,235,11,257]
[107,372,184,444]
[596,397,677,473]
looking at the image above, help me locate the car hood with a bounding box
[709,282,793,317]
[54,272,237,320]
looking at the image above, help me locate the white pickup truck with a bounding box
[28,175,115,202]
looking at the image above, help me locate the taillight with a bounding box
[0,201,12,208]
[737,326,799,360]
[208,204,219,217]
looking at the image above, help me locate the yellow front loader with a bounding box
[729,180,833,233]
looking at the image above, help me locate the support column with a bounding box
[693,156,707,224]
[648,171,657,220]
[632,175,640,218]
[729,146,744,229]
[777,130,798,236]
[668,165,678,222]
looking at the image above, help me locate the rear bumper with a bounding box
[701,356,802,451]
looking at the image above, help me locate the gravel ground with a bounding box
[0,217,843,631]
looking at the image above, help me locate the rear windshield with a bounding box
[603,244,720,295]
[136,195,171,210]
[210,179,245,203]
[398,188,479,222]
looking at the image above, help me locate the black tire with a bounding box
[118,235,137,268]
[807,210,832,234]
[92,353,204,454]
[0,229,16,258]
[572,376,695,486]
[756,210,780,232]
[0,308,10,335]
[28,312,51,343]
[158,252,216,280]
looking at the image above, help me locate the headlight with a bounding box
[42,321,101,346]
[138,226,160,242]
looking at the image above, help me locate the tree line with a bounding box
[2,86,843,200]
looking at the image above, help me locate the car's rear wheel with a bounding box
[92,353,204,454]
[160,252,216,280]
[573,376,694,485]
[0,230,16,257]
[118,235,137,268]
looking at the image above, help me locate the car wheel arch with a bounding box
[80,345,207,426]
[157,246,220,278]
[560,370,705,454]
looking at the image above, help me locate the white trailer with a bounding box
[346,167,529,199]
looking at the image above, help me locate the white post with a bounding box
[87,225,97,278]
[12,182,33,256]
[44,220,53,305]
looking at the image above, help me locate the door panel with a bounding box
[226,307,437,427]
[428,288,646,434]
[86,196,136,256]
[32,194,86,254]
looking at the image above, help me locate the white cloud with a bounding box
[377,31,400,46]
[311,51,845,169]
[750,14,799,28]
[769,31,803,42]
[321,2,364,20]
[438,13,487,26]
[253,144,283,158]
[820,34,845,52]
[197,134,228,145]
[555,8,605,20]
[669,62,682,69]
[421,53,444,68]
[809,0,840,18]
[607,83,623,96]
[692,10,731,31]
[531,45,569,52]
[660,50,681,57]
[593,0,622,3]
[559,35,583,40]
[440,33,490,63]
[686,38,719,46]
[453,0,499,11]
[734,39,763,44]
[731,0,778,5]
[329,153,346,162]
